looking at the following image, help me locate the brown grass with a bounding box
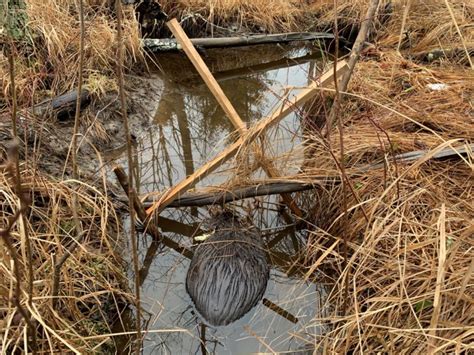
[0,164,132,353]
[1,0,141,107]
[1,0,473,353]
[160,0,304,33]
[272,3,472,352]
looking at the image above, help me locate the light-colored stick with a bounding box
[167,19,247,134]
[167,19,305,216]
[146,60,349,216]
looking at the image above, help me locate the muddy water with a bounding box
[119,44,329,353]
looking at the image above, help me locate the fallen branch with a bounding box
[143,32,335,52]
[32,89,90,120]
[145,59,349,216]
[323,0,380,136]
[138,143,473,209]
[143,180,329,208]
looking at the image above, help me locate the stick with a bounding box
[145,58,348,216]
[262,298,298,324]
[116,0,141,346]
[113,165,193,259]
[167,19,246,134]
[142,180,330,208]
[323,0,380,136]
[143,31,335,52]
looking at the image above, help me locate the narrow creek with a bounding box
[114,43,330,354]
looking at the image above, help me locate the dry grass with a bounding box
[160,0,304,33]
[1,1,141,352]
[0,163,132,353]
[1,0,141,107]
[301,148,473,352]
[275,2,472,352]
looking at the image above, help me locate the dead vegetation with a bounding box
[0,161,132,352]
[1,0,141,108]
[285,2,473,352]
[0,0,473,353]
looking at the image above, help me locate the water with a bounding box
[115,43,330,354]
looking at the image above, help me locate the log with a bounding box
[143,32,335,52]
[139,143,472,209]
[32,89,90,120]
[143,180,331,208]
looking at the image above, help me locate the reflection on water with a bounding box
[117,44,330,353]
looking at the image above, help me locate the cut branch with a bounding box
[323,0,380,136]
[145,58,348,216]
[143,32,335,52]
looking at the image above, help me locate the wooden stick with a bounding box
[167,19,246,134]
[323,0,380,136]
[143,31,335,52]
[167,19,307,216]
[262,298,298,324]
[145,60,348,216]
[114,165,193,259]
[142,180,330,208]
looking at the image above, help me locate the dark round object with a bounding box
[186,212,270,326]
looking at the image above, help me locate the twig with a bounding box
[332,0,351,319]
[262,298,298,324]
[6,41,38,354]
[199,324,207,355]
[323,0,380,136]
[71,0,85,182]
[52,0,86,311]
[1,149,37,354]
[115,0,142,351]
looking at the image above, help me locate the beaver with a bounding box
[186,210,269,326]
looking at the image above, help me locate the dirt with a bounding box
[1,72,164,189]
